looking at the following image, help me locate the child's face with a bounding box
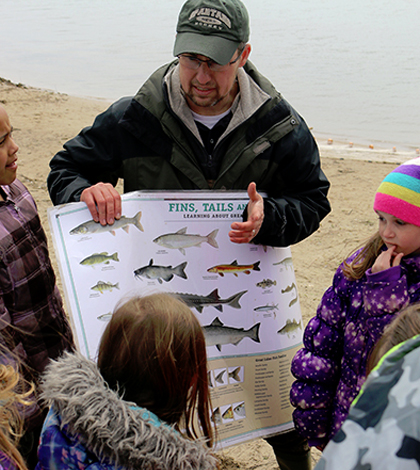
[377,210,420,256]
[0,106,18,186]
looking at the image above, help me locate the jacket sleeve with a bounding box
[362,265,410,343]
[251,117,331,247]
[290,266,348,447]
[47,98,133,205]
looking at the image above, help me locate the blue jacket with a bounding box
[290,249,420,447]
[35,352,218,470]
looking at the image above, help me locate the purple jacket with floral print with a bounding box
[290,249,420,448]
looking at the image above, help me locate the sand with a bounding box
[1,77,416,469]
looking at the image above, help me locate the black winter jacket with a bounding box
[48,60,330,246]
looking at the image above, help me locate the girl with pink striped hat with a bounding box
[290,157,420,450]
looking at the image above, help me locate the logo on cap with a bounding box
[189,8,232,30]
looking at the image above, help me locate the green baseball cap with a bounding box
[173,0,250,65]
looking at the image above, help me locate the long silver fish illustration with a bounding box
[91,281,119,294]
[70,211,143,236]
[174,289,247,313]
[153,227,218,255]
[203,317,261,351]
[277,318,302,337]
[80,252,119,267]
[134,259,187,284]
[254,303,278,312]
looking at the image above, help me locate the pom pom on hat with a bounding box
[374,157,420,227]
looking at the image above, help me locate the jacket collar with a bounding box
[40,351,217,470]
[164,62,271,146]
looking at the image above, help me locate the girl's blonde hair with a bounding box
[97,293,214,446]
[367,303,420,374]
[0,365,34,470]
[341,232,384,280]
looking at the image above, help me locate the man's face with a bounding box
[178,44,250,116]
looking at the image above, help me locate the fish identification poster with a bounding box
[48,190,303,449]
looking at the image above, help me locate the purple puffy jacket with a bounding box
[290,249,420,448]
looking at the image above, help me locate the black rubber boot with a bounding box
[265,429,312,470]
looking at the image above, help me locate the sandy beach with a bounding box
[1,77,417,469]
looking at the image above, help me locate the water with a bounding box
[1,0,419,150]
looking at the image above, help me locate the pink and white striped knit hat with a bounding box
[374,157,420,227]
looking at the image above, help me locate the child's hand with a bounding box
[371,245,404,273]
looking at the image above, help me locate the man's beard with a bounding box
[180,85,228,109]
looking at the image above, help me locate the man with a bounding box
[47,0,330,467]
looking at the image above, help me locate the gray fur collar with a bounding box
[40,351,218,469]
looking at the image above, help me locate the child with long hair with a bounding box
[0,365,33,470]
[35,293,218,470]
[290,157,420,449]
[315,303,420,469]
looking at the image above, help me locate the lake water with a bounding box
[1,0,419,151]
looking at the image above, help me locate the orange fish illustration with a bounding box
[207,260,260,277]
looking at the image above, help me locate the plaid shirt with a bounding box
[0,180,74,431]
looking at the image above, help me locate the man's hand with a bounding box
[371,245,403,273]
[80,183,122,225]
[229,182,264,244]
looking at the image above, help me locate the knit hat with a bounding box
[173,0,250,65]
[374,157,420,227]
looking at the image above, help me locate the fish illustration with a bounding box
[211,407,221,426]
[203,317,261,351]
[273,256,293,270]
[256,279,277,289]
[153,228,218,255]
[174,289,247,313]
[207,260,260,277]
[80,252,119,267]
[222,406,234,420]
[91,281,120,294]
[281,282,296,294]
[134,259,187,284]
[233,402,246,418]
[215,370,226,384]
[228,367,241,382]
[97,313,112,322]
[289,296,299,307]
[70,211,144,236]
[277,318,302,337]
[254,303,279,313]
[208,371,214,388]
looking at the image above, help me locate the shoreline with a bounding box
[2,76,419,160]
